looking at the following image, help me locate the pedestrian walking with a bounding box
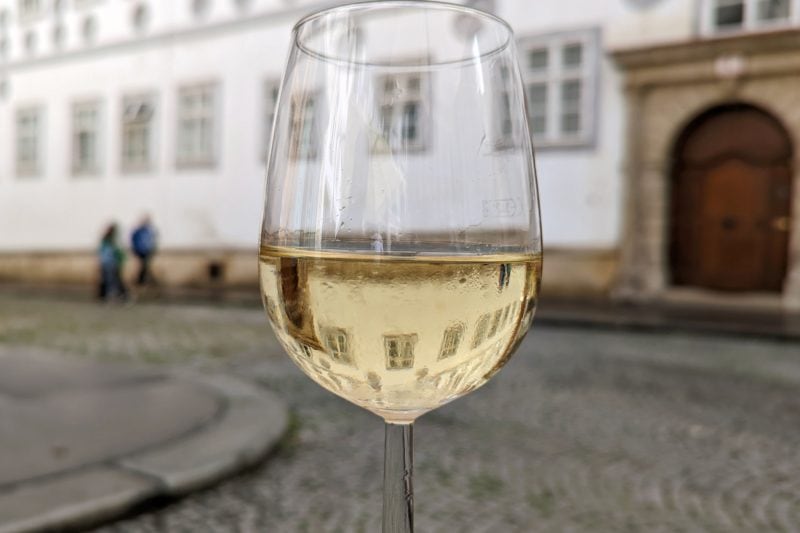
[98,223,128,302]
[131,215,158,287]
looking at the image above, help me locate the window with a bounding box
[715,0,746,27]
[23,30,36,54]
[132,4,150,33]
[177,83,217,167]
[490,64,525,149]
[82,15,97,44]
[72,101,101,175]
[439,324,465,360]
[18,0,42,21]
[384,334,417,370]
[500,305,511,328]
[52,24,65,48]
[487,309,503,339]
[16,107,41,176]
[121,95,155,172]
[377,72,429,152]
[262,79,280,161]
[322,327,353,365]
[519,29,598,147]
[192,0,210,18]
[757,0,791,20]
[705,0,793,32]
[471,314,490,348]
[289,91,318,160]
[298,343,313,359]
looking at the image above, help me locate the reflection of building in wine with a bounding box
[6,0,798,313]
[260,253,540,402]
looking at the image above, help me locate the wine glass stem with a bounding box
[383,422,414,533]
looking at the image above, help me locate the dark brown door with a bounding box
[670,105,793,292]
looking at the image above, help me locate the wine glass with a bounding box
[259,2,541,531]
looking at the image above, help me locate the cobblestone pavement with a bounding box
[4,294,800,532]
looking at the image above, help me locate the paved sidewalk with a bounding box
[5,281,800,341]
[0,347,288,533]
[537,297,800,340]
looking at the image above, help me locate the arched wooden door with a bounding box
[670,104,793,292]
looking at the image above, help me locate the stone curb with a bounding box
[0,372,289,533]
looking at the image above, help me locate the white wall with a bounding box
[0,0,702,253]
[0,0,299,251]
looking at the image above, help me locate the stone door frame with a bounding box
[613,31,800,310]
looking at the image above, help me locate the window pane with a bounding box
[526,83,547,135]
[178,86,215,164]
[16,108,39,174]
[500,91,513,136]
[439,324,464,360]
[73,103,99,172]
[561,80,581,105]
[526,83,547,105]
[402,102,418,142]
[385,335,416,369]
[380,104,393,137]
[715,0,745,27]
[122,97,154,169]
[561,113,580,134]
[528,48,548,70]
[530,116,546,135]
[471,314,490,348]
[757,0,790,20]
[487,309,503,338]
[562,43,583,67]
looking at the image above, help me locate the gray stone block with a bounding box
[120,386,288,495]
[0,466,157,533]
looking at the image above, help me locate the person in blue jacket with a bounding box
[131,215,158,287]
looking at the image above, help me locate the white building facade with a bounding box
[1,0,799,305]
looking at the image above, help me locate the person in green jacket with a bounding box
[98,223,128,301]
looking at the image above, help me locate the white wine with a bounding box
[259,245,542,423]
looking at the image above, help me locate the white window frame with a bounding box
[176,82,218,168]
[518,28,599,149]
[15,106,42,177]
[71,100,101,176]
[700,0,800,34]
[376,70,431,153]
[262,78,280,162]
[121,93,156,173]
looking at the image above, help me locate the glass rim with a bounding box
[292,0,515,69]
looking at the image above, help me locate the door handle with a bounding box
[771,216,790,232]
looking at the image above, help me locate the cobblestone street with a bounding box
[3,294,800,532]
